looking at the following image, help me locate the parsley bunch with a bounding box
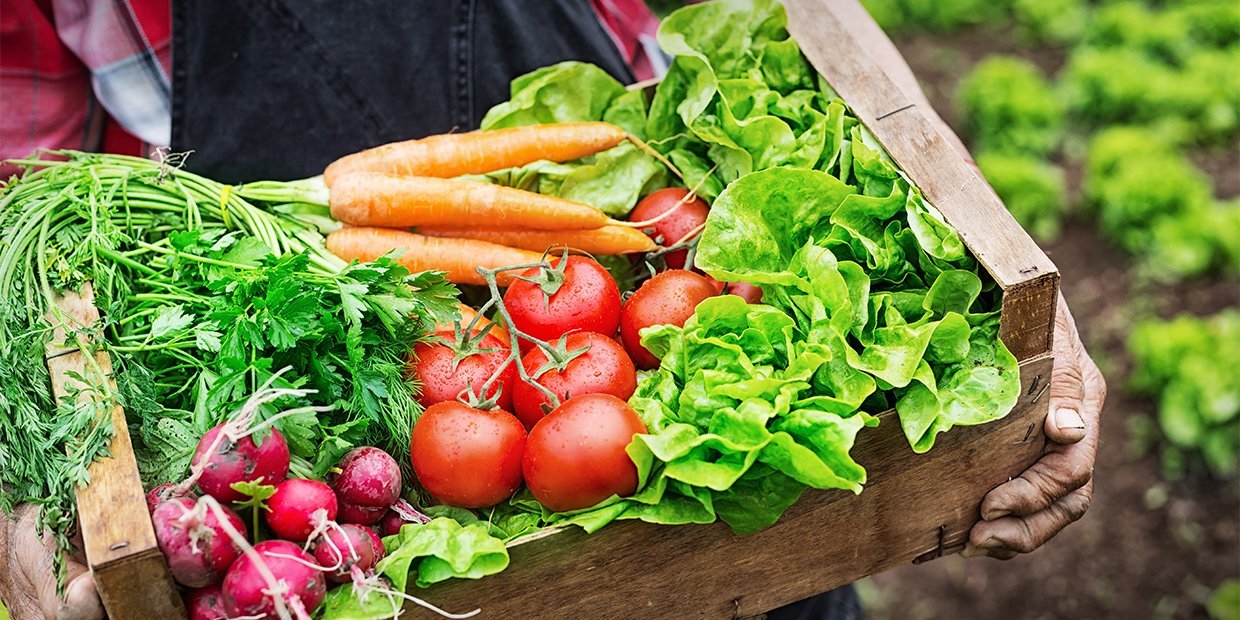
[0,151,456,585]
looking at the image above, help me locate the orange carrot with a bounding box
[326,226,543,286]
[434,302,511,346]
[324,122,628,187]
[418,225,656,255]
[329,173,612,230]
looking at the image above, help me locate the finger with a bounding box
[28,530,65,619]
[980,429,1096,519]
[19,515,100,620]
[58,569,104,620]
[965,482,1092,559]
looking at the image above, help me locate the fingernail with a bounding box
[962,537,999,558]
[1053,408,1086,431]
[983,508,1010,521]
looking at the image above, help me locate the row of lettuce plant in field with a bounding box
[861,0,1240,481]
[867,0,1238,280]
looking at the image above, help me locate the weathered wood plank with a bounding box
[782,0,1060,360]
[46,284,186,619]
[418,354,1054,619]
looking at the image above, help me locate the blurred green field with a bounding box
[853,0,1240,617]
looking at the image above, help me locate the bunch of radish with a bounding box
[147,380,459,620]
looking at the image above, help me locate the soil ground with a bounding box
[857,27,1240,620]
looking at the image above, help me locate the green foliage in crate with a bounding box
[1129,311,1240,477]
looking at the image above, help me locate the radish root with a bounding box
[175,368,330,496]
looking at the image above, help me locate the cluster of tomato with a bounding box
[406,189,760,513]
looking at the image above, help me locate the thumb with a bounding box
[20,523,102,620]
[1045,356,1088,445]
[56,565,104,620]
[1046,295,1088,445]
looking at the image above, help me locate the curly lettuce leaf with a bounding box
[319,518,509,619]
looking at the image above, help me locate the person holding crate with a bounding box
[0,1,1105,618]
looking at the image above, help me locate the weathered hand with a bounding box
[0,504,104,620]
[962,294,1106,559]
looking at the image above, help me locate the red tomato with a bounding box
[410,402,526,508]
[723,281,763,304]
[523,394,647,512]
[629,188,710,270]
[408,330,514,410]
[433,303,510,346]
[620,269,718,369]
[702,274,727,294]
[511,331,637,429]
[503,256,622,347]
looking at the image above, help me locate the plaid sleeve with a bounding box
[0,0,96,176]
[50,0,171,147]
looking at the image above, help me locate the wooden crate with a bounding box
[419,0,1060,617]
[44,0,1057,617]
[45,285,186,619]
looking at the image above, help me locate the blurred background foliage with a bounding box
[854,1,1238,617]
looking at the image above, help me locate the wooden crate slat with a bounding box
[46,284,187,618]
[418,354,1053,619]
[782,0,1060,361]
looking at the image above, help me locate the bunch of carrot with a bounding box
[323,122,660,285]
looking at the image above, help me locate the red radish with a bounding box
[620,269,718,369]
[151,498,246,588]
[147,483,196,514]
[328,447,402,518]
[379,499,432,537]
[337,503,387,526]
[184,584,227,620]
[265,478,338,542]
[629,188,709,269]
[190,424,290,504]
[313,524,378,584]
[362,526,387,562]
[222,539,327,618]
[723,281,763,303]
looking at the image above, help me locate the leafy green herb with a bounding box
[0,152,455,585]
[231,478,278,540]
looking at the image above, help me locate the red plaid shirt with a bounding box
[1,0,171,177]
[0,0,660,178]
